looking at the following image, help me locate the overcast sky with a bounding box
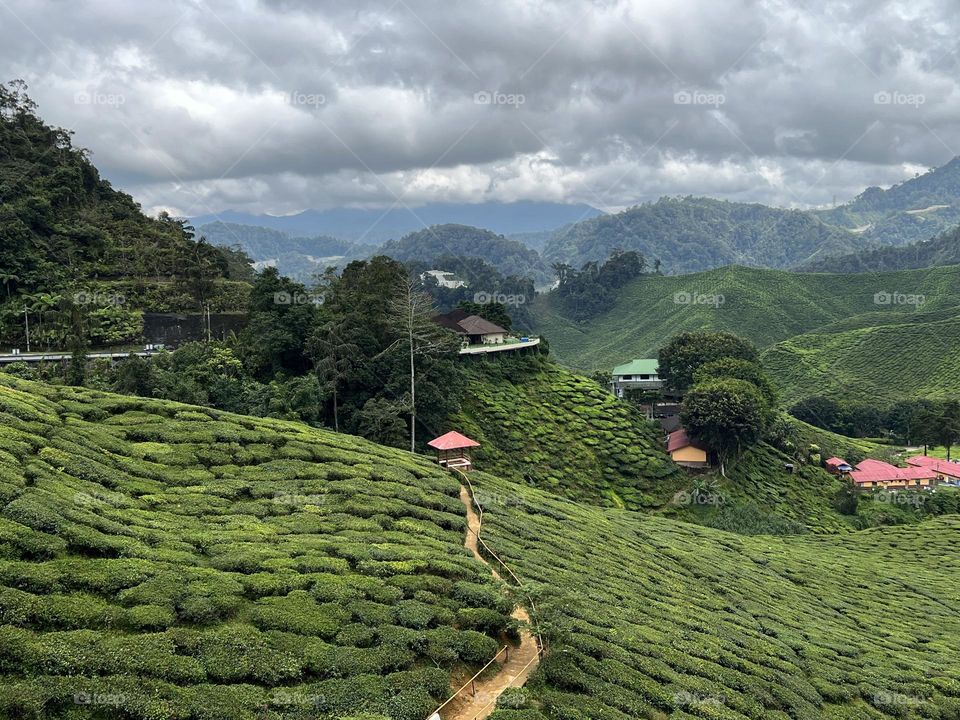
[3,0,959,218]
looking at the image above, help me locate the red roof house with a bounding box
[825,457,854,475]
[428,431,480,471]
[905,455,960,483]
[850,459,937,489]
[666,429,710,468]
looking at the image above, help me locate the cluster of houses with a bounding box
[611,358,710,468]
[827,455,960,490]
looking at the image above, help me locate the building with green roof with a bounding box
[611,358,662,397]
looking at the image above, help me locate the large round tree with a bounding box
[681,378,769,475]
[658,331,759,395]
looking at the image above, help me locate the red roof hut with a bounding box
[428,431,480,471]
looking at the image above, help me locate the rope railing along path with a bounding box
[425,469,545,720]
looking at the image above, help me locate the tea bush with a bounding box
[0,375,515,719]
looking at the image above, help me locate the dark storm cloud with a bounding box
[1,0,958,216]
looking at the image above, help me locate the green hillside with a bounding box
[541,196,859,273]
[454,358,683,510]
[816,158,960,247]
[0,375,516,719]
[761,313,960,406]
[474,473,960,719]
[379,224,551,284]
[0,82,251,350]
[800,223,960,273]
[530,264,960,372]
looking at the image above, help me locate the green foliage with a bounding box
[659,331,760,394]
[472,471,960,719]
[542,195,861,273]
[0,374,515,718]
[681,379,769,459]
[454,357,684,509]
[0,81,250,349]
[381,224,551,284]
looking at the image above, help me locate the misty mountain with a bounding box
[190,201,603,244]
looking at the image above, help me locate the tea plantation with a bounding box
[455,358,684,510]
[472,473,960,720]
[761,312,960,406]
[0,375,517,720]
[529,264,960,375]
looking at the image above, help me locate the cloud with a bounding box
[2,0,959,217]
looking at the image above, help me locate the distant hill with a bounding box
[380,224,552,283]
[800,222,960,273]
[190,201,603,244]
[541,196,860,273]
[531,264,960,405]
[199,221,370,281]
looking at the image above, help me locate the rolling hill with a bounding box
[190,202,603,245]
[530,264,960,373]
[379,224,552,284]
[541,196,860,273]
[3,357,960,719]
[800,223,960,273]
[199,221,372,281]
[475,473,960,719]
[0,374,516,719]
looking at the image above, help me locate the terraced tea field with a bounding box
[456,360,683,510]
[0,376,516,720]
[530,264,960,376]
[473,473,960,719]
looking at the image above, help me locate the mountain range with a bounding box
[190,201,603,245]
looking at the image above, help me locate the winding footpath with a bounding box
[430,485,541,720]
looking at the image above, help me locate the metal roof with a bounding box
[612,359,659,376]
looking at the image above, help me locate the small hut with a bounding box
[428,431,480,471]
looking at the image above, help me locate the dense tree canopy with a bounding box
[658,331,760,394]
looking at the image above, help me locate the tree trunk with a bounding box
[332,384,339,433]
[409,314,416,453]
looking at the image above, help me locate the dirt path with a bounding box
[436,486,540,720]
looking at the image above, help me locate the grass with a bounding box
[0,375,516,720]
[470,472,960,720]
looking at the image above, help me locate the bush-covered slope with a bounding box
[761,313,960,406]
[530,264,960,372]
[474,474,960,719]
[0,376,516,720]
[541,196,859,273]
[454,358,683,510]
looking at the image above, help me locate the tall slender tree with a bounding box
[307,318,360,433]
[383,279,457,452]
